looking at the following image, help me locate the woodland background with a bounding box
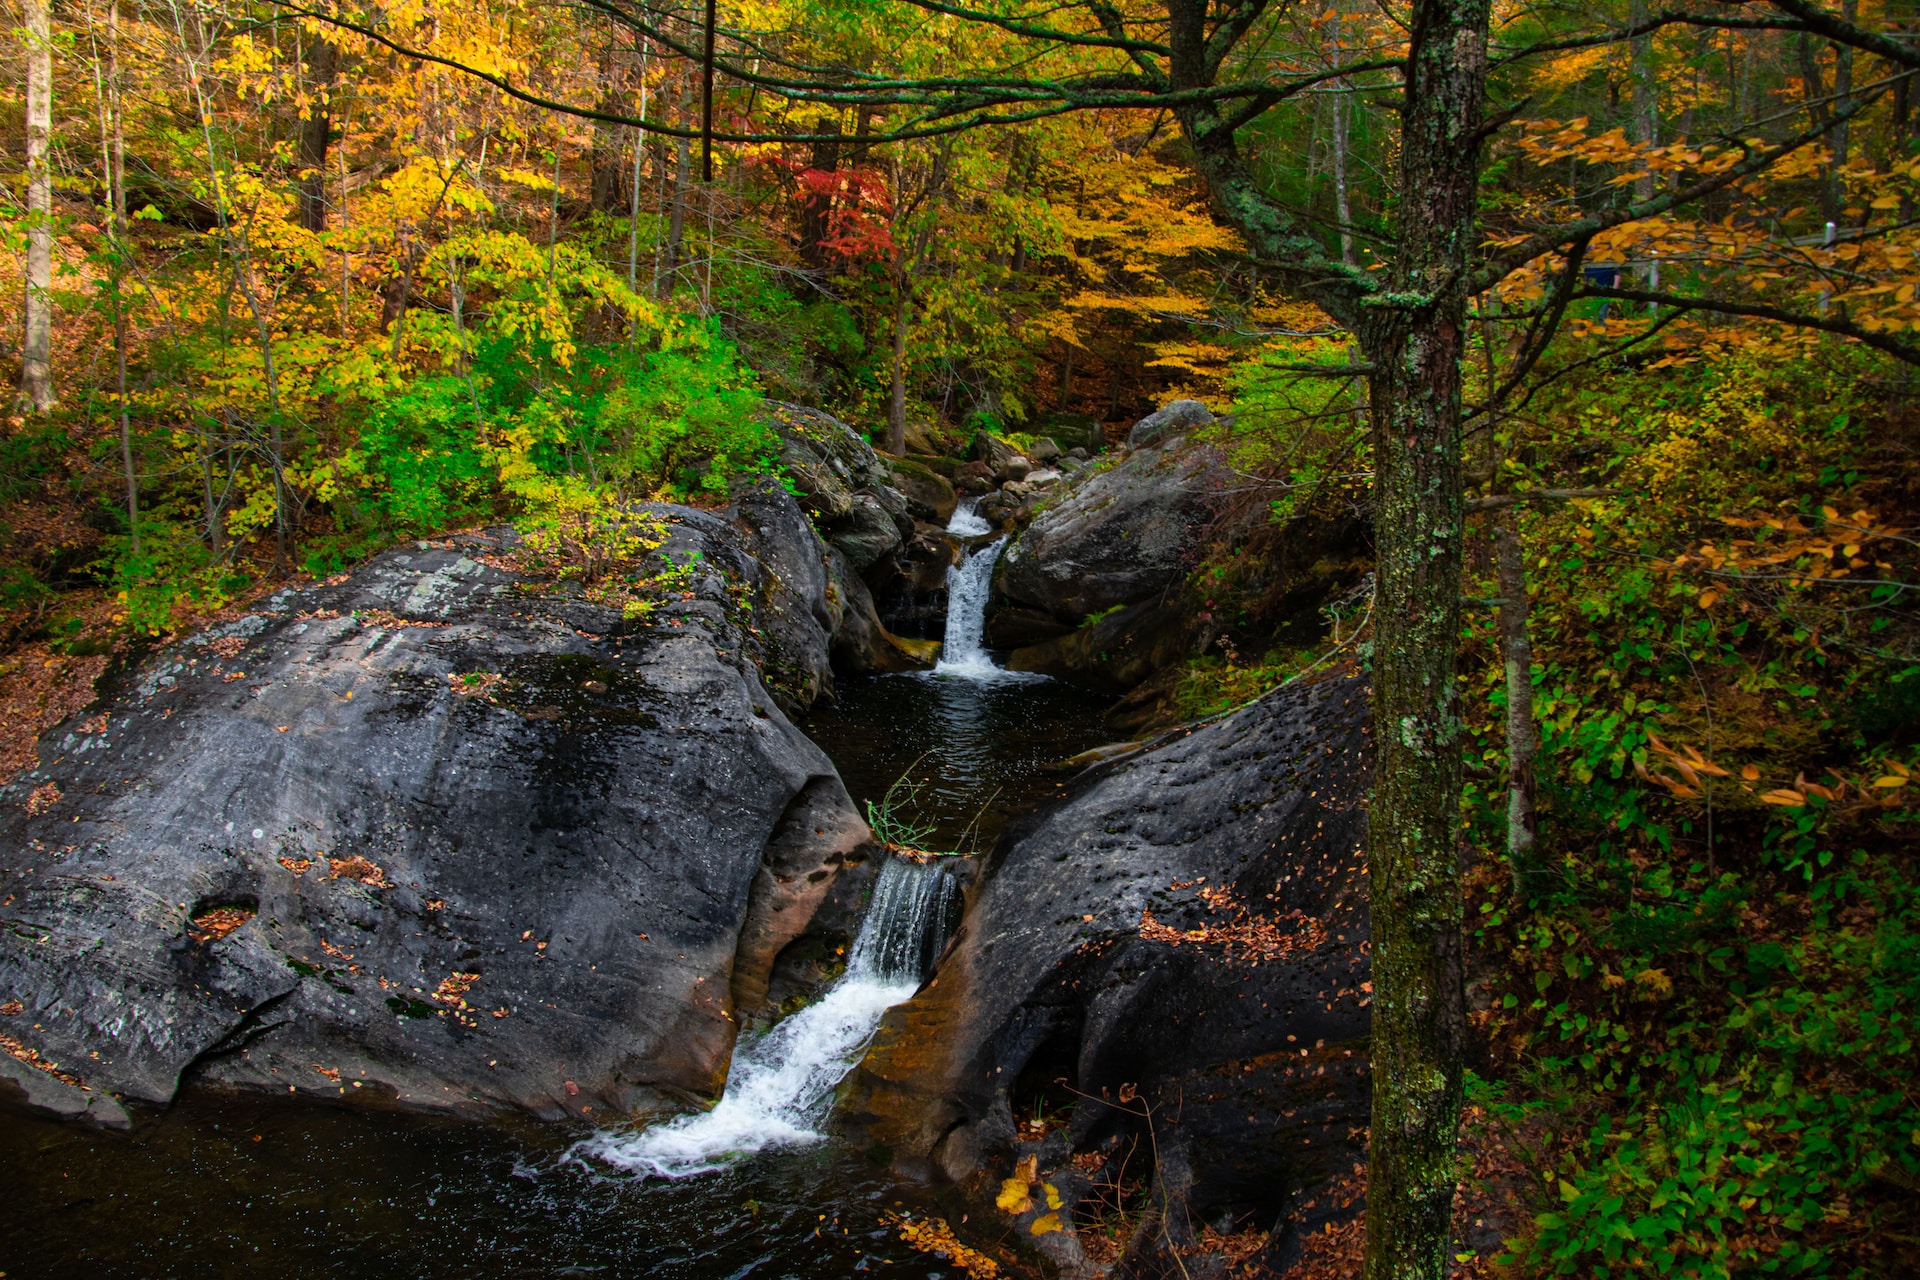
[0,0,1917,1275]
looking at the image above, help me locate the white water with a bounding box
[931,499,1039,682]
[581,858,956,1179]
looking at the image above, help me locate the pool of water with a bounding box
[0,669,1114,1278]
[805,672,1117,852]
[0,1092,949,1278]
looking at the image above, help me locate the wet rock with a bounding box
[981,606,1075,650]
[843,673,1373,1274]
[954,460,995,493]
[1028,437,1062,463]
[826,546,939,676]
[998,440,1229,626]
[1001,456,1033,483]
[0,1054,130,1129]
[0,494,874,1126]
[1126,398,1215,450]
[1006,598,1194,691]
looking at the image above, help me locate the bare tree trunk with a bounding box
[93,0,139,554]
[1356,0,1487,1270]
[887,270,910,456]
[1495,515,1538,895]
[1330,13,1357,269]
[663,97,691,298]
[297,34,337,232]
[20,0,56,414]
[1630,0,1657,205]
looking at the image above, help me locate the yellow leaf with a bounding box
[1887,760,1911,778]
[1761,789,1808,807]
[996,1179,1033,1215]
[1873,776,1908,789]
[1697,590,1720,609]
[1043,1183,1063,1210]
[1030,1213,1063,1236]
[1741,764,1761,782]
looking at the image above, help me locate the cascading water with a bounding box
[581,858,957,1179]
[931,499,1034,682]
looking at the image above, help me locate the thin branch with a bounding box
[1574,284,1920,365]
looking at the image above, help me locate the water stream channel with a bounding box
[0,502,1116,1278]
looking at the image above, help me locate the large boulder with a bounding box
[997,440,1229,626]
[842,673,1374,1276]
[883,457,958,525]
[0,490,875,1126]
[1127,398,1215,450]
[766,402,912,577]
[1005,597,1194,691]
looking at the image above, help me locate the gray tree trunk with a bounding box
[1496,516,1538,894]
[21,0,56,413]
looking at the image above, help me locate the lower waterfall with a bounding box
[581,857,956,1178]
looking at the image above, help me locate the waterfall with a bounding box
[932,499,1034,682]
[580,858,957,1179]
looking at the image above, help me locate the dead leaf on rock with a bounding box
[328,856,390,888]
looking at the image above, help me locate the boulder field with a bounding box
[0,482,892,1127]
[841,671,1374,1278]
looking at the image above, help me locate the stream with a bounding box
[0,501,1116,1278]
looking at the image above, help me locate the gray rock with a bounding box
[829,493,906,574]
[998,440,1229,624]
[825,547,938,676]
[0,493,871,1124]
[0,1054,130,1128]
[844,674,1373,1273]
[884,458,958,525]
[1001,456,1032,482]
[968,432,1021,475]
[1126,398,1215,450]
[1027,437,1062,463]
[1024,468,1062,488]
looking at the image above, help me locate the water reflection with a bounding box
[807,672,1116,851]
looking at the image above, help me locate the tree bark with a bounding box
[97,0,139,554]
[21,0,56,413]
[663,93,691,297]
[887,275,911,456]
[1354,0,1486,1271]
[297,34,337,232]
[1495,515,1538,895]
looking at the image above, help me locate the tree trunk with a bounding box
[1495,515,1538,895]
[663,100,691,298]
[797,129,841,269]
[1630,0,1657,205]
[1356,0,1487,1271]
[21,0,56,413]
[297,35,337,232]
[887,268,910,457]
[97,0,138,554]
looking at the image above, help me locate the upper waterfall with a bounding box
[931,500,1035,682]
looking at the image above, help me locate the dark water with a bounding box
[806,672,1117,852]
[0,671,1113,1278]
[0,1094,945,1278]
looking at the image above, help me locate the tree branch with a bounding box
[1471,83,1889,291]
[1575,284,1920,365]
